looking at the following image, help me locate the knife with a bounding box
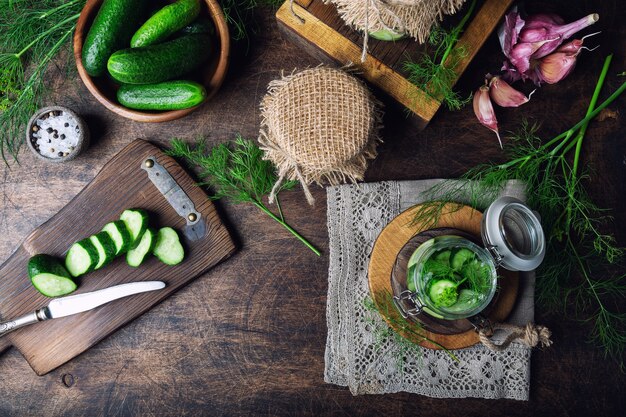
[0,281,165,338]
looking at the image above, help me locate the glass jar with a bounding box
[393,196,545,321]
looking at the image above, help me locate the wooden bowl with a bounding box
[73,0,230,123]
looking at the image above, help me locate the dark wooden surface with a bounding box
[0,140,236,375]
[0,0,625,415]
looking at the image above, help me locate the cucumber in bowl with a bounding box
[117,80,207,111]
[131,0,202,48]
[107,33,211,85]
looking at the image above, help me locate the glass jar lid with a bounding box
[481,196,545,271]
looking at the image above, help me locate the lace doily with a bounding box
[325,179,534,400]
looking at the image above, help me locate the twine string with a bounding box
[479,323,553,352]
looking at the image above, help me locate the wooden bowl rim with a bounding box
[73,0,230,123]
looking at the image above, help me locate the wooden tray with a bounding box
[276,0,513,128]
[0,140,236,375]
[368,203,519,350]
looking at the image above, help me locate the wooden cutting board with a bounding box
[0,139,236,375]
[276,0,514,128]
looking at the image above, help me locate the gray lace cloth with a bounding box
[325,179,535,400]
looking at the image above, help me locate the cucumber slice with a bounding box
[102,220,132,254]
[443,289,481,313]
[120,208,149,249]
[28,254,76,297]
[428,279,459,308]
[90,232,117,269]
[29,254,71,279]
[31,273,77,298]
[153,227,184,265]
[127,228,156,267]
[65,238,99,277]
[451,248,475,271]
[433,250,452,265]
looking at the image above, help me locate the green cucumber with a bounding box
[28,254,70,279]
[153,227,185,265]
[89,232,117,269]
[433,250,452,265]
[107,34,211,84]
[65,238,99,277]
[443,289,481,313]
[131,0,201,48]
[102,220,132,255]
[428,279,459,308]
[368,29,406,41]
[28,254,76,298]
[82,0,147,77]
[127,228,156,267]
[117,80,207,111]
[120,209,149,249]
[450,248,475,271]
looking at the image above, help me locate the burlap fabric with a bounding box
[259,67,383,205]
[323,0,466,60]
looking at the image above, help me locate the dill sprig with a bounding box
[166,136,321,256]
[220,0,282,42]
[402,0,476,111]
[0,0,85,163]
[411,55,626,370]
[363,293,459,371]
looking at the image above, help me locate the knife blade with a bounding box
[0,281,165,337]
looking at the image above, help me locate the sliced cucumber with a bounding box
[65,238,99,277]
[153,227,184,265]
[102,220,132,255]
[451,248,475,271]
[120,208,149,249]
[28,254,77,298]
[433,250,452,265]
[31,273,77,298]
[90,232,117,269]
[127,228,156,267]
[427,279,459,308]
[443,289,481,313]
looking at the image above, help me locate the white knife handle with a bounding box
[0,309,48,338]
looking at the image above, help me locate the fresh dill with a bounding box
[363,293,459,372]
[221,0,282,42]
[0,0,85,163]
[402,0,476,111]
[411,55,626,370]
[166,136,321,256]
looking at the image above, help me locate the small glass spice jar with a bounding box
[393,196,546,321]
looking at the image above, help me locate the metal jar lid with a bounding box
[481,196,546,271]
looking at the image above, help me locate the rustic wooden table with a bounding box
[1,1,625,416]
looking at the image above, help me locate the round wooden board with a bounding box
[368,203,519,350]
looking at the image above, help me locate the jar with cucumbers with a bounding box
[394,197,547,321]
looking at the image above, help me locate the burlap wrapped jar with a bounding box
[323,0,467,60]
[259,67,383,205]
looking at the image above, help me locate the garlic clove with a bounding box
[536,51,578,84]
[509,38,554,74]
[473,84,502,149]
[519,27,549,43]
[523,13,565,29]
[489,76,534,108]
